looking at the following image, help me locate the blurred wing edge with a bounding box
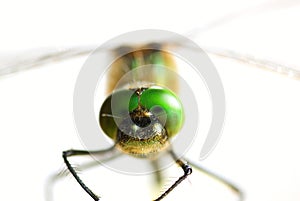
[204,47,300,79]
[0,45,299,80]
[0,46,97,76]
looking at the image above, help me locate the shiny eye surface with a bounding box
[99,89,133,140]
[131,86,184,137]
[99,86,184,140]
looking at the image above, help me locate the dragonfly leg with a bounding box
[62,147,118,201]
[183,157,244,201]
[151,159,163,186]
[154,151,192,201]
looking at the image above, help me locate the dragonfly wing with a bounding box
[0,46,96,76]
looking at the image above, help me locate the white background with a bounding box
[0,0,299,201]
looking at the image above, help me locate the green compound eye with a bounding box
[130,86,184,137]
[99,86,184,139]
[99,89,135,140]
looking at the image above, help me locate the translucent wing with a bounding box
[0,46,96,76]
[1,1,299,78]
[203,47,300,79]
[1,44,299,79]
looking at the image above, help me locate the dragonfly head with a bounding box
[99,86,184,157]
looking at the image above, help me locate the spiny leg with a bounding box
[183,157,244,201]
[62,147,118,201]
[151,159,163,187]
[154,151,192,201]
[46,147,120,201]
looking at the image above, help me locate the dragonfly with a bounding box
[0,2,299,201]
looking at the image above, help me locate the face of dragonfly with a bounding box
[0,1,300,201]
[99,86,184,158]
